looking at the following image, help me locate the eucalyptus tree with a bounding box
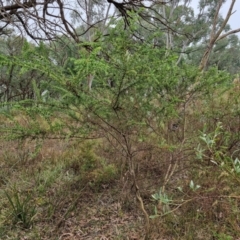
[186,33,240,75]
[138,0,240,73]
[197,0,240,71]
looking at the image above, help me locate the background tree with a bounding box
[0,37,49,102]
[198,0,240,70]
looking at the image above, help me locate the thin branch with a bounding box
[217,28,240,41]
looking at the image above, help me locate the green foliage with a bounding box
[0,37,53,102]
[0,25,189,140]
[67,141,118,187]
[1,16,240,239]
[90,162,117,185]
[196,121,240,184]
[214,232,233,240]
[150,188,172,218]
[4,187,37,229]
[189,180,201,191]
[35,165,64,194]
[79,142,99,172]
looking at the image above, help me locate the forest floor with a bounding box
[0,139,168,240]
[1,106,240,240]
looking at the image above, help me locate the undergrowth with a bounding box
[1,86,240,239]
[1,28,240,239]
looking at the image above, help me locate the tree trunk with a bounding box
[199,0,239,71]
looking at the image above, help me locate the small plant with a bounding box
[214,232,233,240]
[90,162,117,185]
[232,157,240,174]
[196,122,226,165]
[189,180,201,191]
[196,122,240,184]
[150,188,172,218]
[35,164,63,194]
[5,188,37,229]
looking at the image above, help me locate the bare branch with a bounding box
[217,28,240,41]
[199,0,237,71]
